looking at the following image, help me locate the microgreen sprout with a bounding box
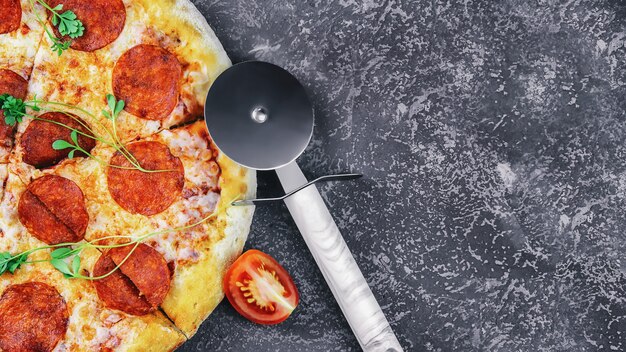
[0,252,29,274]
[51,130,80,159]
[102,94,125,121]
[0,194,240,280]
[1,94,171,173]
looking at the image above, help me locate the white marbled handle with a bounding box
[276,161,403,352]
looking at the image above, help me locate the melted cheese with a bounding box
[84,121,223,263]
[0,0,256,347]
[0,170,41,254]
[26,0,230,143]
[0,0,45,78]
[0,248,184,352]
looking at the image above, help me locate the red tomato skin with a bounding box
[223,249,299,325]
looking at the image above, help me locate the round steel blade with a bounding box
[204,61,314,170]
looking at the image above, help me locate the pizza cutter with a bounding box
[204,61,403,352]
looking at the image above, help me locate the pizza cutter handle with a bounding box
[276,161,403,352]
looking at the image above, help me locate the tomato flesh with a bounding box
[223,249,299,324]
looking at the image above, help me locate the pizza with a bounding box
[0,0,256,351]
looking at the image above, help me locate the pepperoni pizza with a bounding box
[0,0,256,351]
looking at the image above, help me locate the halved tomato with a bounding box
[223,249,299,325]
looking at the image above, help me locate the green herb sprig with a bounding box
[1,94,169,173]
[0,194,239,279]
[49,4,84,39]
[102,94,125,121]
[30,0,85,56]
[0,252,29,274]
[0,93,40,125]
[51,130,80,159]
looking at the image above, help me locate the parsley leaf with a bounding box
[8,254,27,273]
[51,37,71,56]
[34,1,85,56]
[0,94,27,126]
[53,10,84,39]
[0,252,29,275]
[0,252,11,274]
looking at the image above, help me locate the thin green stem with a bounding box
[43,107,100,137]
[110,119,141,166]
[79,205,226,280]
[35,0,56,13]
[16,109,103,143]
[29,0,66,51]
[16,112,140,171]
[69,144,137,171]
[39,107,169,173]
[77,241,141,281]
[18,96,161,173]
[2,193,242,280]
[23,259,51,264]
[38,103,144,170]
[39,101,114,140]
[15,107,173,173]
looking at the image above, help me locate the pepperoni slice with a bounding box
[0,282,68,352]
[48,0,126,52]
[112,44,182,120]
[21,111,96,168]
[0,0,21,34]
[107,141,184,216]
[0,69,27,98]
[92,251,152,315]
[18,175,89,244]
[0,69,27,149]
[92,243,171,316]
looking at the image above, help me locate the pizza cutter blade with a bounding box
[204,61,403,352]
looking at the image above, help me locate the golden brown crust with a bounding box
[160,124,256,336]
[0,282,68,352]
[1,0,256,350]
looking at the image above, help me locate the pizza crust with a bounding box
[27,0,232,142]
[162,154,256,335]
[1,0,256,350]
[0,247,186,352]
[0,0,45,78]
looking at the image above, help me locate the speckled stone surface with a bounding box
[181,1,626,351]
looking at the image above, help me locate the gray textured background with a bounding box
[181,0,626,351]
